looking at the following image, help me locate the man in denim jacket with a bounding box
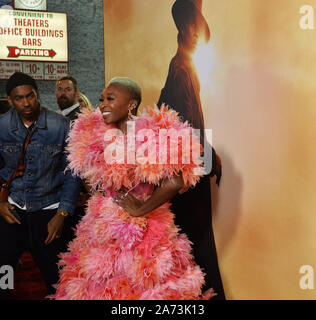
[0,72,80,299]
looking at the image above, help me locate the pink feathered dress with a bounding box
[54,106,214,300]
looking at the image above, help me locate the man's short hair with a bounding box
[6,72,38,96]
[56,75,78,92]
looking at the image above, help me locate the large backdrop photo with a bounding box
[103,0,316,300]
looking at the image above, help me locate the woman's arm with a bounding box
[114,175,184,217]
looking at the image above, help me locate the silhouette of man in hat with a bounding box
[158,0,225,299]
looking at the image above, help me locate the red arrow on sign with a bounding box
[49,49,56,57]
[7,47,57,58]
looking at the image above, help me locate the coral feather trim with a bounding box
[66,105,204,192]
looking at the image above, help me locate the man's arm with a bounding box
[45,120,80,245]
[57,120,80,215]
[0,154,21,224]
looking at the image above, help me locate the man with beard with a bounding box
[56,76,88,240]
[56,75,81,121]
[0,72,79,299]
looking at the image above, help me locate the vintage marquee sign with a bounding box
[0,9,68,62]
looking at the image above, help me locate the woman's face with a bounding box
[99,84,134,125]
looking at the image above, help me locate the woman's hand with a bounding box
[113,191,144,217]
[114,175,184,217]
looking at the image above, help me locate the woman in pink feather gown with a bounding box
[53,77,215,300]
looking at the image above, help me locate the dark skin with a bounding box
[99,84,138,134]
[114,176,184,217]
[0,85,65,245]
[101,83,216,298]
[99,84,184,216]
[82,82,217,299]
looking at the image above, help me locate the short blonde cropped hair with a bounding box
[108,77,142,108]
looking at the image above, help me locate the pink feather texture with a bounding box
[53,106,214,300]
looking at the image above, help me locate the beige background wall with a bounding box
[104,0,316,299]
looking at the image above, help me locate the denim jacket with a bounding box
[0,107,80,214]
